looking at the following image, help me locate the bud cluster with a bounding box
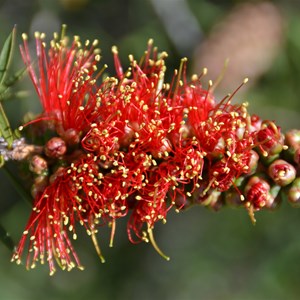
[10,30,300,275]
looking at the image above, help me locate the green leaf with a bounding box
[0,27,16,86]
[0,223,14,251]
[0,101,13,147]
[0,66,27,98]
[0,155,4,168]
[4,65,27,88]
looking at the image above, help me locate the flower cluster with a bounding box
[11,29,299,275]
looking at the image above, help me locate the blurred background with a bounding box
[0,0,300,299]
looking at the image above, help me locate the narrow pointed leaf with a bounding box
[3,65,27,88]
[0,27,16,85]
[0,89,29,103]
[0,66,27,97]
[0,101,13,147]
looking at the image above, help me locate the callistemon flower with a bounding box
[13,33,292,274]
[20,29,102,143]
[11,154,109,274]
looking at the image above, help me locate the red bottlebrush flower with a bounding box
[12,32,293,274]
[127,167,172,261]
[193,99,256,193]
[183,75,215,129]
[12,154,109,274]
[20,30,102,142]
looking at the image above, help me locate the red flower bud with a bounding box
[29,155,48,175]
[287,178,300,207]
[268,159,296,186]
[244,176,270,209]
[293,147,300,165]
[285,129,300,149]
[45,137,67,158]
[61,128,81,145]
[247,150,259,175]
[265,184,281,209]
[256,121,284,156]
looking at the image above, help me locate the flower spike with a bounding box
[10,30,299,275]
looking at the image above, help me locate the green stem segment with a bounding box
[2,165,32,206]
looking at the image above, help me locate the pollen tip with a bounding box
[148,38,154,45]
[22,33,28,40]
[243,77,249,84]
[92,39,99,47]
[111,45,118,54]
[34,31,41,39]
[191,74,198,81]
[203,67,208,75]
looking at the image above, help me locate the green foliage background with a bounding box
[0,0,300,299]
